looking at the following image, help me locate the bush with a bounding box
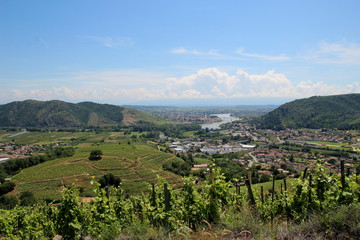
[98,173,121,188]
[193,168,206,180]
[0,195,18,209]
[19,191,36,206]
[0,181,16,196]
[163,159,191,176]
[89,149,103,161]
[275,173,287,180]
[259,174,271,183]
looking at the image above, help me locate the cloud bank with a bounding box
[1,68,359,104]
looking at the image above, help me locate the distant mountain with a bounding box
[234,105,278,109]
[0,100,158,128]
[255,94,360,130]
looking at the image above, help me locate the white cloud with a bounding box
[82,36,134,48]
[170,47,202,55]
[305,41,360,65]
[164,68,359,99]
[1,68,360,104]
[236,48,290,61]
[170,47,222,57]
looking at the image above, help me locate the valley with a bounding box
[0,97,360,239]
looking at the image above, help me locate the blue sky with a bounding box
[1,0,360,106]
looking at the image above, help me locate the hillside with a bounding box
[255,93,360,130]
[0,100,159,128]
[11,142,183,200]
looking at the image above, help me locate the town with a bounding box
[157,118,360,179]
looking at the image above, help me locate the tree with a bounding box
[19,191,36,206]
[0,181,15,196]
[163,159,191,176]
[259,174,271,183]
[0,195,18,209]
[89,149,103,161]
[98,173,121,188]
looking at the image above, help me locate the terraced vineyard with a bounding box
[12,142,183,200]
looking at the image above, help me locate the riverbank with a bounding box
[201,113,240,129]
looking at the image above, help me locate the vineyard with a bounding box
[1,161,359,239]
[12,143,183,200]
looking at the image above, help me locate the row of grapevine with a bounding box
[0,161,359,239]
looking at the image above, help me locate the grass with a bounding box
[194,157,214,164]
[0,131,134,145]
[1,131,101,145]
[305,140,352,150]
[183,131,197,137]
[253,178,297,191]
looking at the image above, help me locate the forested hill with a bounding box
[0,100,158,128]
[254,94,360,130]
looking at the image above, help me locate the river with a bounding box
[200,113,241,129]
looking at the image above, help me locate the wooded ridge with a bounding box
[0,100,158,128]
[254,93,360,130]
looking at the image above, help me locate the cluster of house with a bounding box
[200,143,256,155]
[221,123,270,143]
[157,112,222,124]
[0,143,42,163]
[263,128,360,144]
[164,120,360,178]
[168,140,255,155]
[0,142,68,163]
[251,147,357,175]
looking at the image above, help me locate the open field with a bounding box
[11,141,183,200]
[194,157,214,164]
[0,131,127,145]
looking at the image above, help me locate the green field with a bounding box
[194,157,214,164]
[10,140,183,200]
[0,131,128,145]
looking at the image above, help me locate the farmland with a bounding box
[4,132,183,200]
[0,131,125,145]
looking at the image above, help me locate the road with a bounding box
[6,131,28,138]
[248,152,258,167]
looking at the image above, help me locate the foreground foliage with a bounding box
[0,162,359,239]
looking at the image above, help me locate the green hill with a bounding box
[255,94,360,130]
[12,142,183,200]
[0,100,159,128]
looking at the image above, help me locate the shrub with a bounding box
[0,195,18,209]
[19,191,37,206]
[98,173,121,188]
[89,149,103,161]
[0,182,15,196]
[163,159,191,176]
